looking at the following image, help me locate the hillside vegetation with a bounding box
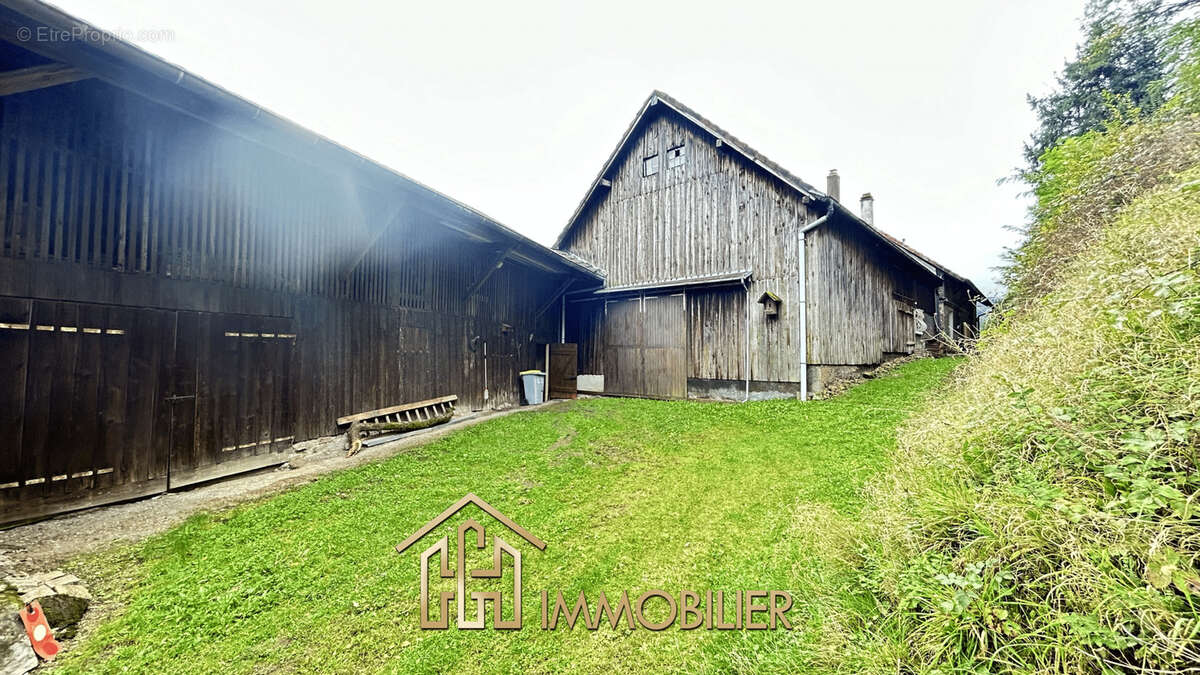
[837,6,1200,672]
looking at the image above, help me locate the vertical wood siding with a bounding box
[561,109,939,377]
[685,286,744,380]
[561,112,812,380]
[562,114,813,288]
[0,75,572,521]
[805,224,924,364]
[598,293,686,398]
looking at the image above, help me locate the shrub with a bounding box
[856,163,1200,671]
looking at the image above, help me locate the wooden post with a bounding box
[461,246,514,301]
[341,200,405,282]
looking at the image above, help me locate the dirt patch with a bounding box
[547,427,577,453]
[591,441,640,464]
[502,468,544,495]
[563,396,622,417]
[0,402,566,574]
[815,354,929,400]
[550,438,643,470]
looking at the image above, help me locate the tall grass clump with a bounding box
[840,14,1200,673]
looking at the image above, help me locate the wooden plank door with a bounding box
[603,297,644,396]
[601,294,686,399]
[0,298,173,525]
[164,311,200,486]
[547,343,578,399]
[642,294,686,399]
[169,313,296,488]
[0,297,31,508]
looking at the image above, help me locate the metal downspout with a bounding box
[798,201,835,401]
[742,276,751,402]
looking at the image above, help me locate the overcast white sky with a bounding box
[54,0,1086,296]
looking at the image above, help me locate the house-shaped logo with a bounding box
[395,493,545,630]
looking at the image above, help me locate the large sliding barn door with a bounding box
[0,298,174,523]
[643,294,687,398]
[0,299,297,524]
[168,313,296,488]
[603,297,644,396]
[602,293,686,399]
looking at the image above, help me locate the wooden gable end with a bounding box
[560,111,816,288]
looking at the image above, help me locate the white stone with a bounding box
[0,612,37,675]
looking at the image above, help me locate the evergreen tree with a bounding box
[1023,0,1195,167]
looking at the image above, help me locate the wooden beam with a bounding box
[532,277,575,321]
[439,220,495,243]
[507,249,563,274]
[462,246,515,301]
[340,201,404,281]
[0,63,90,96]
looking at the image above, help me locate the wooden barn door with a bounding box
[603,297,644,396]
[168,313,296,488]
[0,298,174,524]
[602,293,685,399]
[547,343,578,399]
[642,294,686,399]
[0,301,298,524]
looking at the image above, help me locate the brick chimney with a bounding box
[826,169,840,201]
[860,193,874,224]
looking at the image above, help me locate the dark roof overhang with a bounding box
[0,0,600,281]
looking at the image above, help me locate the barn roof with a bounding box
[883,236,992,306]
[594,270,752,295]
[554,90,987,300]
[0,0,599,281]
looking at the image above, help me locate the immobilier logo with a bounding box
[395,493,794,631]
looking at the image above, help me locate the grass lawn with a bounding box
[54,358,958,674]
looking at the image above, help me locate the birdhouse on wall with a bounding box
[757,291,781,317]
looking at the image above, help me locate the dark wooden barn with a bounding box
[0,0,598,523]
[556,91,989,401]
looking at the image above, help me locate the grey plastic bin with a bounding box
[520,370,546,405]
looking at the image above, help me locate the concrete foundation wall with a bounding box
[687,354,917,401]
[686,378,805,401]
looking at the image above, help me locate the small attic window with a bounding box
[643,153,659,177]
[667,144,685,168]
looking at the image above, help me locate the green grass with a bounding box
[848,164,1200,671]
[54,358,958,674]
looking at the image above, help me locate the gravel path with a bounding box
[0,403,557,574]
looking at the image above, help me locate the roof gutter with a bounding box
[742,275,752,402]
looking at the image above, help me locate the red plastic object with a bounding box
[19,601,59,661]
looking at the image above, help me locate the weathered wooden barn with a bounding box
[556,91,988,400]
[0,0,598,523]
[0,0,992,524]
